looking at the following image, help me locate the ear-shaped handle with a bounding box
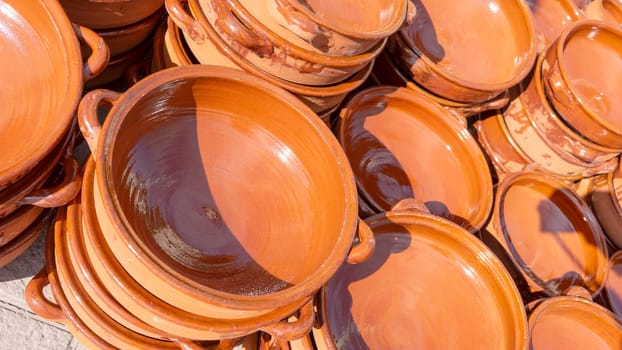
[25,269,67,322]
[260,298,314,342]
[73,24,110,82]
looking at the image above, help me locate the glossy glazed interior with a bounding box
[560,25,622,132]
[529,298,622,349]
[498,174,607,294]
[402,0,534,84]
[0,0,80,186]
[325,212,527,349]
[106,72,352,296]
[527,0,583,45]
[339,87,492,230]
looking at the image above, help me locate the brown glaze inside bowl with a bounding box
[403,0,534,85]
[108,74,350,296]
[529,297,622,349]
[560,25,622,131]
[0,0,80,186]
[324,211,527,349]
[339,87,492,231]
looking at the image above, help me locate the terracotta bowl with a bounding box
[313,201,527,349]
[542,20,622,149]
[79,157,313,341]
[96,8,163,57]
[0,209,54,269]
[591,163,622,250]
[526,0,584,50]
[528,296,622,349]
[396,0,537,103]
[585,0,622,24]
[235,0,409,57]
[0,0,107,190]
[167,0,384,86]
[60,0,164,29]
[152,17,198,72]
[494,171,609,297]
[78,66,366,320]
[605,250,622,319]
[337,86,493,232]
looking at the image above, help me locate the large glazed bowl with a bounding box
[314,201,528,349]
[78,66,365,319]
[0,0,107,190]
[337,86,493,232]
[397,0,537,103]
[60,0,164,29]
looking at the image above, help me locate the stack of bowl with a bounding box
[159,0,410,124]
[59,0,165,88]
[0,0,107,268]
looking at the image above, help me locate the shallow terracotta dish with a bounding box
[528,296,622,349]
[313,201,527,349]
[97,8,163,57]
[396,0,537,103]
[0,209,54,269]
[526,0,584,50]
[337,86,493,232]
[167,0,384,86]
[0,0,106,190]
[605,250,622,319]
[60,0,164,29]
[236,0,408,56]
[591,163,622,250]
[78,66,368,320]
[494,171,609,297]
[542,21,622,149]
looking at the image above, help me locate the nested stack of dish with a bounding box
[59,0,165,88]
[0,0,108,268]
[155,0,410,124]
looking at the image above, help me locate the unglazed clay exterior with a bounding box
[526,0,584,50]
[494,171,609,297]
[528,296,622,349]
[591,162,622,249]
[315,204,527,349]
[337,86,493,232]
[605,251,622,319]
[396,0,537,103]
[542,20,622,149]
[60,0,164,29]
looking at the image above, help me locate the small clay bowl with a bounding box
[60,0,164,29]
[0,1,107,190]
[78,66,368,321]
[494,171,609,297]
[0,208,54,269]
[585,0,622,24]
[591,163,622,250]
[528,296,622,349]
[396,0,537,103]
[605,250,622,319]
[337,86,494,232]
[542,20,622,149]
[526,0,584,50]
[97,8,163,57]
[236,0,408,57]
[314,201,527,349]
[168,0,384,86]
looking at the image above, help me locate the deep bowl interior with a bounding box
[0,1,78,181]
[109,75,349,296]
[403,0,533,84]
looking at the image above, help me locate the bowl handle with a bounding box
[212,0,274,57]
[73,24,110,82]
[347,219,376,264]
[166,0,205,43]
[272,0,331,47]
[77,89,121,155]
[25,269,67,322]
[260,298,314,342]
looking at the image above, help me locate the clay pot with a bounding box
[605,250,622,319]
[0,1,108,191]
[152,17,198,72]
[0,209,54,269]
[60,0,164,29]
[542,20,622,149]
[79,157,314,341]
[78,66,369,321]
[97,8,163,57]
[528,296,622,349]
[585,0,622,24]
[526,0,585,50]
[236,0,409,57]
[395,0,537,103]
[493,171,609,297]
[337,86,494,232]
[591,163,622,250]
[313,200,527,349]
[167,0,384,86]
